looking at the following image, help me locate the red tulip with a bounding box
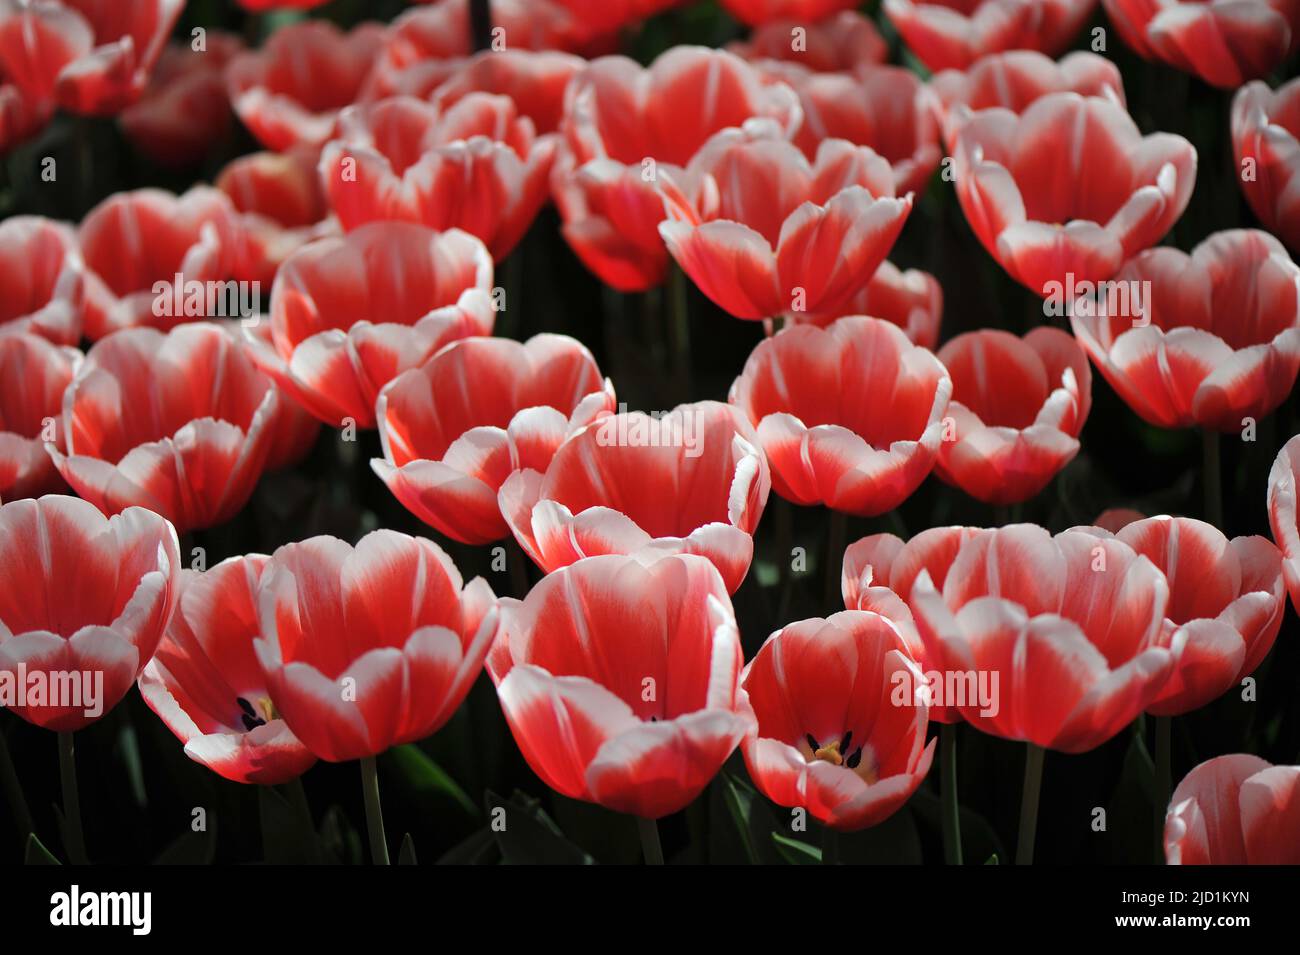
[0,332,79,501]
[231,321,321,473]
[1100,516,1284,717]
[1165,754,1300,864]
[78,186,244,341]
[928,50,1125,151]
[1103,0,1298,89]
[741,611,936,830]
[884,0,1097,72]
[0,494,179,731]
[319,93,557,261]
[1070,230,1300,432]
[720,0,862,26]
[138,555,316,785]
[934,327,1091,505]
[373,334,614,545]
[0,63,52,151]
[49,323,278,534]
[487,554,754,819]
[954,92,1195,295]
[544,0,684,42]
[247,223,495,429]
[1267,433,1300,614]
[908,523,1176,752]
[498,401,770,593]
[365,1,585,101]
[797,260,942,350]
[254,530,497,762]
[215,147,336,289]
[237,0,330,9]
[428,50,584,135]
[552,46,800,292]
[1093,506,1144,532]
[0,0,182,115]
[0,215,83,344]
[225,20,387,151]
[787,66,942,197]
[1233,78,1300,256]
[842,525,982,723]
[728,10,888,74]
[658,121,913,321]
[730,316,951,515]
[119,32,243,168]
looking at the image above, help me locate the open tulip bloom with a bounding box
[727,10,888,73]
[883,0,1098,72]
[741,610,936,832]
[0,215,84,344]
[730,316,951,516]
[657,119,913,321]
[1164,754,1300,864]
[0,332,79,501]
[487,554,754,824]
[499,400,770,593]
[246,222,495,428]
[138,555,316,786]
[1233,77,1300,257]
[953,92,1195,296]
[1268,434,1300,614]
[373,333,615,545]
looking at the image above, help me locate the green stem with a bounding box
[360,756,390,866]
[667,265,692,402]
[0,726,33,845]
[822,826,840,865]
[637,816,664,865]
[941,723,963,865]
[1015,743,1045,866]
[58,732,87,865]
[1202,430,1223,529]
[1155,715,1172,862]
[824,509,847,610]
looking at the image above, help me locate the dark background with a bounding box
[2,0,1298,865]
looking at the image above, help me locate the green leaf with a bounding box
[770,832,821,865]
[909,788,1007,866]
[153,819,217,865]
[985,853,1000,865]
[259,785,318,864]
[836,807,924,864]
[436,827,498,865]
[485,790,594,865]
[317,805,361,865]
[385,744,477,818]
[713,773,782,865]
[397,833,417,865]
[25,833,60,865]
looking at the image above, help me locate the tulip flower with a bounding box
[1089,517,1284,717]
[0,332,79,501]
[246,223,495,429]
[319,93,557,261]
[488,554,755,825]
[374,334,615,545]
[119,32,243,168]
[1267,433,1300,614]
[1165,755,1300,864]
[741,611,936,831]
[1070,230,1300,432]
[1233,78,1300,256]
[728,11,888,73]
[720,0,862,26]
[797,260,942,349]
[552,46,800,292]
[49,323,279,534]
[658,121,913,321]
[1094,507,1145,532]
[255,529,496,862]
[0,0,183,115]
[77,186,244,341]
[953,92,1196,296]
[215,147,336,289]
[1103,0,1297,89]
[499,401,770,592]
[0,215,84,344]
[730,316,951,516]
[934,327,1091,505]
[0,62,52,151]
[138,555,316,786]
[225,20,387,151]
[927,50,1125,150]
[787,66,942,196]
[884,0,1097,72]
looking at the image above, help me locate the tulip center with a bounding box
[237,696,278,732]
[805,732,877,783]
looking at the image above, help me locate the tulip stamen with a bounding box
[237,695,278,731]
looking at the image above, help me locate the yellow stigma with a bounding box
[813,740,843,766]
[259,696,278,722]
